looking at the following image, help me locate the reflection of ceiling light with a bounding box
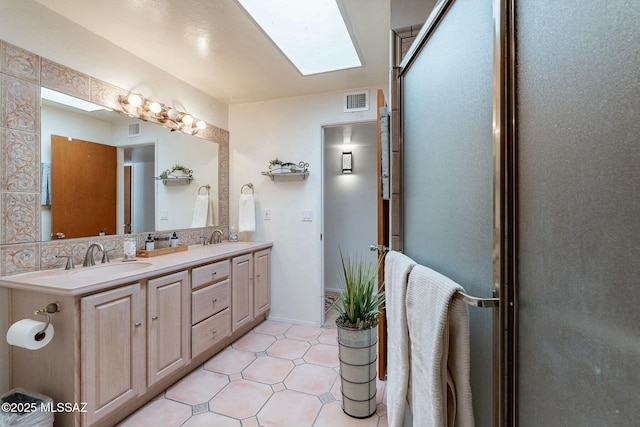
[237,0,361,75]
[117,92,207,135]
[41,87,109,112]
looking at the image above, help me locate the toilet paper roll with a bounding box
[6,319,54,350]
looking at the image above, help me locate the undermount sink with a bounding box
[72,262,153,278]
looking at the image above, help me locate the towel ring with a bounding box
[241,183,254,194]
[198,184,211,195]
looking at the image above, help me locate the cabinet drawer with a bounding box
[191,279,230,324]
[192,260,230,289]
[192,308,231,358]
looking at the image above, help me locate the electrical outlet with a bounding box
[159,209,169,220]
[264,209,271,220]
[301,209,313,222]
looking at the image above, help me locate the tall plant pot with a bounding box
[336,324,378,418]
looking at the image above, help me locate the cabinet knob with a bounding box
[151,316,159,321]
[212,298,218,304]
[212,271,217,276]
[211,329,217,335]
[134,322,142,327]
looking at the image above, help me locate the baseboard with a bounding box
[324,287,342,294]
[266,315,321,328]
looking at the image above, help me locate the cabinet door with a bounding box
[148,270,190,386]
[81,284,144,427]
[254,248,271,317]
[231,253,254,331]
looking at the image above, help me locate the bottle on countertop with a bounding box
[229,225,238,241]
[124,235,136,260]
[145,234,155,251]
[170,232,179,247]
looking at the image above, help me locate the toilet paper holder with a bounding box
[33,302,60,340]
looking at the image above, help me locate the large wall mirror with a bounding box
[41,88,219,241]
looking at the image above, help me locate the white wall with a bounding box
[229,88,385,326]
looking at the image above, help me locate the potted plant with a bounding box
[334,250,385,418]
[268,157,284,173]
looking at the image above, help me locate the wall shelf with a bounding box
[155,176,194,185]
[261,171,309,181]
[262,161,309,181]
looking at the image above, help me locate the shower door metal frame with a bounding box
[394,0,518,425]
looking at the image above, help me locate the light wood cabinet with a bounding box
[147,270,189,386]
[5,243,272,427]
[254,248,271,317]
[231,253,254,331]
[81,284,144,427]
[232,249,271,332]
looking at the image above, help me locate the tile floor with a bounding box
[118,320,387,427]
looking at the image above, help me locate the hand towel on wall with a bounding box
[191,194,209,228]
[385,251,417,427]
[406,265,474,427]
[238,193,256,232]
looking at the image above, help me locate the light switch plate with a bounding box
[301,209,313,222]
[264,209,271,220]
[159,209,168,220]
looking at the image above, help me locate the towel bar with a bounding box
[454,291,499,308]
[241,183,254,194]
[198,184,210,195]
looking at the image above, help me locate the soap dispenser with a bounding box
[170,232,179,247]
[145,234,155,251]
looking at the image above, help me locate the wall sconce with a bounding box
[342,151,353,173]
[118,93,207,135]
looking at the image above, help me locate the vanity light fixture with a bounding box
[118,93,207,135]
[342,151,353,174]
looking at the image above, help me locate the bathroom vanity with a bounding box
[0,241,272,427]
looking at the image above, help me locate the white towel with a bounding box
[238,193,256,232]
[406,265,474,427]
[191,194,209,228]
[385,251,417,427]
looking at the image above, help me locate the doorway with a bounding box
[321,122,378,327]
[123,145,155,234]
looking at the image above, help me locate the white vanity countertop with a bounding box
[0,241,273,297]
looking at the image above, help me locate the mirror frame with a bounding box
[0,39,229,275]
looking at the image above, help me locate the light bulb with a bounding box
[149,101,162,114]
[167,108,179,120]
[127,94,142,107]
[181,114,194,125]
[196,120,206,130]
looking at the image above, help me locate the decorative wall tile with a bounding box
[1,74,39,132]
[91,78,126,110]
[40,238,90,270]
[1,128,39,192]
[0,42,40,83]
[1,192,39,244]
[1,243,39,275]
[41,58,90,101]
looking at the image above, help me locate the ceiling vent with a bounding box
[344,90,369,112]
[128,122,141,137]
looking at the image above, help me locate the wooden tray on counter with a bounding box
[136,244,188,258]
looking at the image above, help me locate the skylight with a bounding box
[237,0,362,76]
[41,87,108,112]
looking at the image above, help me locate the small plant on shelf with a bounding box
[268,157,283,170]
[159,164,193,179]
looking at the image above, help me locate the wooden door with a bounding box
[147,271,189,386]
[51,135,116,238]
[253,248,271,317]
[231,254,254,331]
[81,284,143,426]
[376,89,390,380]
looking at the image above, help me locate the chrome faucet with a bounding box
[83,242,105,267]
[210,229,224,244]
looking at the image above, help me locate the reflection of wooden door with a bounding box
[51,135,116,239]
[376,89,390,380]
[124,166,132,234]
